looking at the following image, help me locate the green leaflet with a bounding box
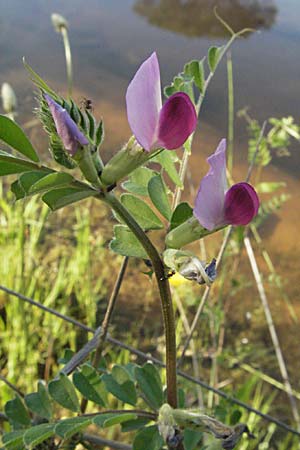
[0,115,39,162]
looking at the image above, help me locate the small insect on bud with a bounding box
[1,83,17,114]
[51,13,68,32]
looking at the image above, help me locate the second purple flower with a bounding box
[194,139,260,231]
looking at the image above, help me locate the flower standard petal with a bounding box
[157,92,197,149]
[193,139,228,230]
[224,182,259,226]
[126,52,162,151]
[45,94,88,156]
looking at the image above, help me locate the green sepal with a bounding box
[166,216,225,248]
[100,139,150,186]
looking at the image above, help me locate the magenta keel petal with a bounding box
[224,182,259,226]
[45,94,88,156]
[157,92,197,150]
[126,52,162,151]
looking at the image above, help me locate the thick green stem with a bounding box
[101,192,178,407]
[75,148,102,188]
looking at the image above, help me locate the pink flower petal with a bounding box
[126,52,162,151]
[45,94,88,156]
[157,92,197,150]
[193,139,228,230]
[224,182,259,226]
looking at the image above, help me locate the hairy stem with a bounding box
[101,192,178,408]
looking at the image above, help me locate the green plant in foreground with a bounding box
[0,16,299,449]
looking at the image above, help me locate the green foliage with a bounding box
[184,59,205,93]
[48,373,80,412]
[42,186,96,210]
[152,150,182,187]
[55,416,92,439]
[121,416,152,432]
[2,430,25,450]
[102,365,137,406]
[208,46,224,73]
[148,174,172,220]
[120,194,164,230]
[183,429,203,450]
[247,119,271,167]
[135,363,164,410]
[170,202,193,230]
[24,381,52,420]
[23,423,55,449]
[122,166,158,196]
[4,396,31,429]
[256,181,286,194]
[164,73,194,100]
[0,115,39,162]
[0,151,44,176]
[110,224,148,258]
[73,364,106,406]
[133,425,164,450]
[239,110,300,167]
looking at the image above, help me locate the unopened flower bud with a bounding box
[1,83,17,114]
[45,94,88,157]
[51,13,68,32]
[163,249,217,285]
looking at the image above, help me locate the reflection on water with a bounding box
[134,0,277,37]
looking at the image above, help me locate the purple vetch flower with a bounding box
[193,139,259,230]
[126,52,197,151]
[45,94,89,156]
